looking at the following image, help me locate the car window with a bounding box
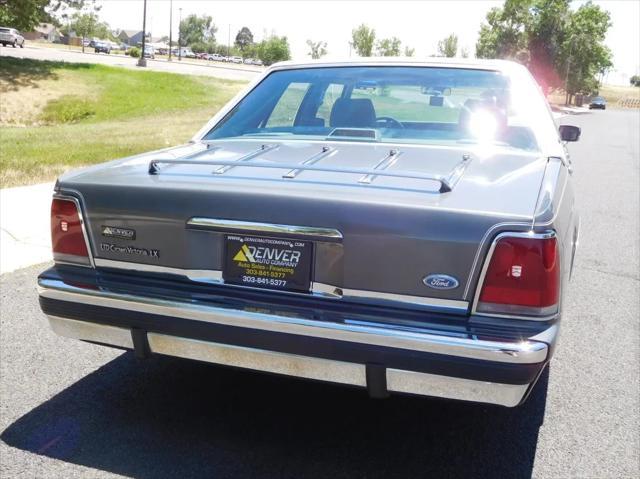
[0,28,10,33]
[206,66,556,152]
[265,82,311,127]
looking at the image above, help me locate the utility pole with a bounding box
[137,0,147,67]
[228,24,231,57]
[168,0,173,61]
[178,7,182,61]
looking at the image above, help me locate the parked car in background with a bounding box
[207,53,222,61]
[94,41,111,54]
[589,96,606,110]
[230,56,243,64]
[196,52,208,60]
[39,58,581,408]
[0,27,25,48]
[143,45,155,59]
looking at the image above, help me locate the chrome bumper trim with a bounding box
[46,316,529,407]
[93,258,469,313]
[147,332,367,386]
[385,369,528,407]
[38,277,548,364]
[47,315,134,349]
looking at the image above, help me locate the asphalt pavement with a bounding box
[0,44,260,81]
[0,109,638,478]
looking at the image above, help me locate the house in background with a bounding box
[24,23,62,42]
[117,29,145,46]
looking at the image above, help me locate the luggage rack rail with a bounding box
[148,148,472,193]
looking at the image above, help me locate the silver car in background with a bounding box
[0,27,25,48]
[38,58,580,407]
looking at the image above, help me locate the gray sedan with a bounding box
[38,58,581,408]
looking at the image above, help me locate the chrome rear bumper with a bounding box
[38,276,553,407]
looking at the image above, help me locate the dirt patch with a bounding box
[0,71,97,126]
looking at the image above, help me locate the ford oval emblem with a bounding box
[423,274,459,290]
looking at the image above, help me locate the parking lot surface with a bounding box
[0,109,638,478]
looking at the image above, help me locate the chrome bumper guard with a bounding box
[38,277,551,407]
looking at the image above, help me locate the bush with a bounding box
[128,47,140,58]
[40,96,96,124]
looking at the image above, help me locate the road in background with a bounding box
[0,44,260,81]
[0,109,638,478]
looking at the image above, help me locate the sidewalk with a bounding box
[0,182,54,274]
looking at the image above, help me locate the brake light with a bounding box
[51,198,91,266]
[476,233,559,317]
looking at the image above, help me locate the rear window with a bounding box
[205,66,548,151]
[0,28,11,33]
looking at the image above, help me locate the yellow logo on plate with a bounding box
[233,244,255,262]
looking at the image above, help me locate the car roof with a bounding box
[267,57,524,74]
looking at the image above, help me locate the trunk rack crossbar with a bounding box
[148,147,472,194]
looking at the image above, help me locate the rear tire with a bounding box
[19,41,24,48]
[12,40,17,48]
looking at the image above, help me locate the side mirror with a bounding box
[559,125,581,142]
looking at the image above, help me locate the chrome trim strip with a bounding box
[314,282,469,312]
[47,315,133,348]
[385,369,528,407]
[186,217,344,240]
[93,259,468,312]
[39,277,549,364]
[94,258,223,281]
[470,230,559,321]
[358,149,401,184]
[213,143,279,175]
[45,317,530,406]
[52,194,95,268]
[147,333,367,386]
[283,146,335,179]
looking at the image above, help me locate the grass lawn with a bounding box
[0,57,246,187]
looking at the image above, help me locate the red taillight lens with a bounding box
[51,198,91,265]
[476,234,559,317]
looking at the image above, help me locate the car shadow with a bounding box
[1,352,548,479]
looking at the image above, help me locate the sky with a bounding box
[93,0,640,85]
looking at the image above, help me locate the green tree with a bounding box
[235,27,254,58]
[93,20,115,41]
[560,3,612,102]
[376,37,401,56]
[256,35,291,66]
[71,11,98,52]
[179,14,216,47]
[631,75,640,87]
[306,39,327,59]
[437,33,458,57]
[351,24,375,57]
[404,46,415,57]
[0,0,87,32]
[475,0,612,102]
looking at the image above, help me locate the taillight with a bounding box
[475,232,559,318]
[51,197,91,266]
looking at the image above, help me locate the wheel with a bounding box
[12,40,17,48]
[19,40,24,48]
